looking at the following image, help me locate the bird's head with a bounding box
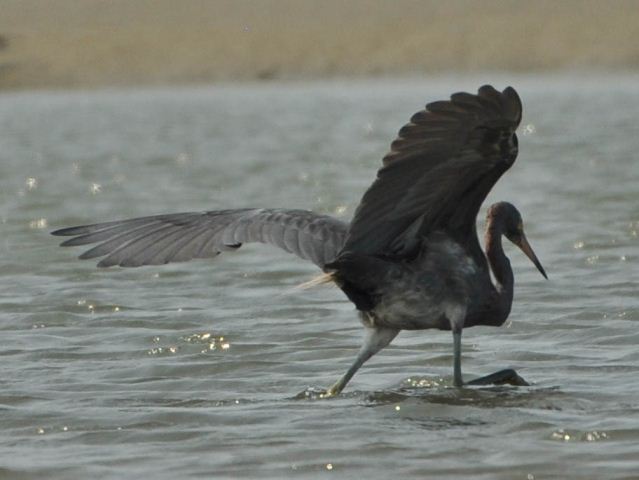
[487,202,547,279]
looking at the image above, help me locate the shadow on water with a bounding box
[294,378,564,410]
[291,380,570,433]
[366,384,563,410]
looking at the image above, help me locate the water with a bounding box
[1,75,638,479]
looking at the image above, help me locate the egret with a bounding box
[53,85,547,395]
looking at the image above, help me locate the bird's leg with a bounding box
[452,328,464,387]
[325,326,399,397]
[452,327,529,386]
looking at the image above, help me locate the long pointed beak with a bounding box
[517,233,548,279]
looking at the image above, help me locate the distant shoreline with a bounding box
[1,0,638,90]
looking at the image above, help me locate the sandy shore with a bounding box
[1,0,639,89]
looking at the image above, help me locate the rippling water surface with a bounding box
[1,75,638,479]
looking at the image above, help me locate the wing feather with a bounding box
[341,85,522,257]
[53,209,348,269]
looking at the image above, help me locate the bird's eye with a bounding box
[517,221,524,232]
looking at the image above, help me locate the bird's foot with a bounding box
[466,368,529,387]
[323,385,341,398]
[293,386,339,400]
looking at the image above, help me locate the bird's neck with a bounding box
[485,222,514,317]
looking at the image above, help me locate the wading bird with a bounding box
[53,85,547,396]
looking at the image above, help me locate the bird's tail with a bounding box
[293,272,337,290]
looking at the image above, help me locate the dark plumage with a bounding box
[53,85,546,395]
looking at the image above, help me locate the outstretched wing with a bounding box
[52,209,347,269]
[341,85,522,257]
